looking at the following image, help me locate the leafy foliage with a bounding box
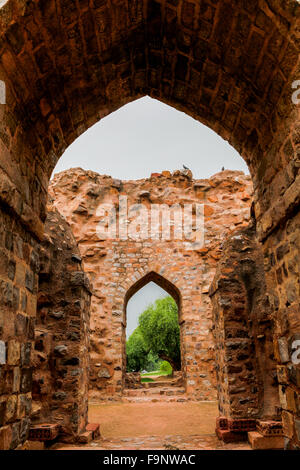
[126,296,181,372]
[126,327,148,372]
[139,296,180,369]
[159,360,173,375]
[144,351,161,372]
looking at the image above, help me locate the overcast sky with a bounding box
[53,96,248,180]
[52,96,249,338]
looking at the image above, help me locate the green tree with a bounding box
[159,360,173,375]
[126,327,148,372]
[144,351,161,372]
[138,296,181,370]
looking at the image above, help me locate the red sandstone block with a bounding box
[216,428,247,443]
[216,417,228,430]
[23,440,45,450]
[248,431,284,450]
[78,431,93,444]
[257,420,283,437]
[0,425,12,450]
[228,418,257,432]
[86,423,101,439]
[29,423,60,441]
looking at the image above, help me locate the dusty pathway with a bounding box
[53,401,250,450]
[89,401,218,438]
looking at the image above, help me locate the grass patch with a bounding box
[141,377,154,383]
[141,371,160,376]
[141,371,172,377]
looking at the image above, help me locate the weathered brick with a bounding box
[0,0,298,450]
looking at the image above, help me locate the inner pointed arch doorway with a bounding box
[123,272,186,395]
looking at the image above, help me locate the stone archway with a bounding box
[123,271,184,391]
[0,0,299,449]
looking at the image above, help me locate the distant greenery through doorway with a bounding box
[126,296,181,374]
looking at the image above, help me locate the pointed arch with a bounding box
[123,270,185,387]
[124,271,181,312]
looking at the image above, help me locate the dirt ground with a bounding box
[88,401,218,438]
[52,401,250,450]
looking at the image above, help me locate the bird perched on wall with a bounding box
[222,166,225,171]
[183,164,190,170]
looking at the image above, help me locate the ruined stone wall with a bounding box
[263,210,300,450]
[0,206,39,450]
[32,205,91,442]
[210,223,280,421]
[49,168,253,400]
